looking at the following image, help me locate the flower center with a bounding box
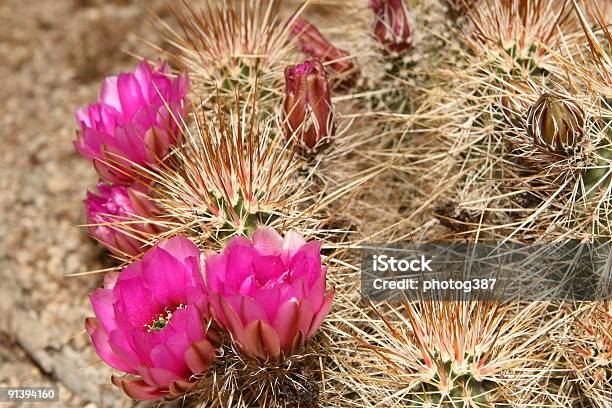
[144,304,186,332]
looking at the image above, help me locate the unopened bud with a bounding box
[283,60,335,153]
[370,0,413,53]
[526,93,584,153]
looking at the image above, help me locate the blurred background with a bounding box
[0,1,174,406]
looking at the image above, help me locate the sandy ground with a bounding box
[0,0,170,406]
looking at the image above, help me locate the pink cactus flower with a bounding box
[85,182,164,257]
[283,60,335,153]
[291,17,357,78]
[75,60,190,184]
[203,228,334,361]
[370,0,413,53]
[85,236,215,400]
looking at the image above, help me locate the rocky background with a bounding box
[0,1,173,406]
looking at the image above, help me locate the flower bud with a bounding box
[526,93,584,153]
[291,17,356,77]
[283,60,335,153]
[370,0,413,53]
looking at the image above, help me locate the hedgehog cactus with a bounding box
[349,300,556,407]
[465,0,577,78]
[583,145,612,195]
[68,0,612,407]
[162,0,295,114]
[142,99,302,245]
[564,302,612,408]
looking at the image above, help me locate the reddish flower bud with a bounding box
[283,60,335,153]
[291,17,356,77]
[370,0,413,53]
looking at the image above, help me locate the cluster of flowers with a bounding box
[85,229,333,400]
[77,2,415,257]
[74,2,414,399]
[75,50,337,404]
[77,59,337,258]
[76,60,190,256]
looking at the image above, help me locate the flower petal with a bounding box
[241,320,281,360]
[281,230,308,264]
[103,272,120,289]
[117,72,146,120]
[112,375,166,401]
[272,298,301,353]
[157,235,200,264]
[143,127,172,163]
[204,253,227,293]
[100,76,121,111]
[307,287,334,338]
[252,228,284,255]
[149,337,190,377]
[86,319,136,374]
[184,339,215,374]
[218,296,246,334]
[141,246,189,306]
[89,288,116,333]
[139,366,181,388]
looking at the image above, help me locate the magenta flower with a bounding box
[75,60,190,184]
[85,182,164,257]
[370,0,413,53]
[85,236,215,400]
[203,228,334,360]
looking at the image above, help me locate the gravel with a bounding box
[0,1,168,406]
